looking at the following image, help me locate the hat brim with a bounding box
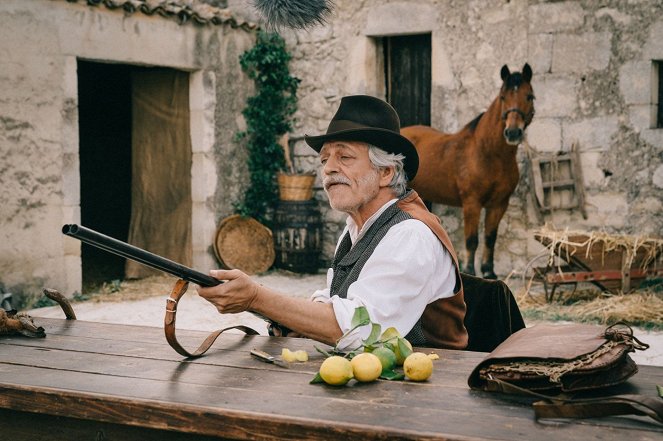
[305,128,419,181]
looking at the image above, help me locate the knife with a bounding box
[250,349,290,368]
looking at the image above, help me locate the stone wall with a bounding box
[239,0,663,280]
[0,0,255,299]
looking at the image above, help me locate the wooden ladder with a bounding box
[526,141,588,222]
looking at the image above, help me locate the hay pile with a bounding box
[516,283,663,330]
[517,226,663,329]
[533,225,663,270]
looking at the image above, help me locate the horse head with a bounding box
[499,63,534,145]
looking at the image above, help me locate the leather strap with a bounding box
[533,395,663,424]
[487,377,663,424]
[164,279,260,358]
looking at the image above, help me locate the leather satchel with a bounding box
[468,322,663,424]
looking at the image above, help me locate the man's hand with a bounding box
[196,269,261,314]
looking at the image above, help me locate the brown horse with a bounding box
[402,63,534,279]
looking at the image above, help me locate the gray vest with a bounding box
[330,201,428,345]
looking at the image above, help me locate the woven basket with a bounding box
[277,173,316,201]
[213,215,275,275]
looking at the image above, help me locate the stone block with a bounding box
[619,61,653,105]
[191,202,215,253]
[364,2,437,36]
[533,74,579,118]
[528,1,584,34]
[653,164,663,189]
[585,192,628,228]
[191,153,217,202]
[552,32,611,73]
[641,127,663,147]
[64,255,82,296]
[578,151,606,188]
[527,118,561,152]
[563,115,618,151]
[190,109,216,154]
[643,20,663,59]
[62,152,79,207]
[627,104,653,132]
[528,34,553,74]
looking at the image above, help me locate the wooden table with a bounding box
[1,318,661,440]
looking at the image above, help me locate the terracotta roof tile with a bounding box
[63,0,258,30]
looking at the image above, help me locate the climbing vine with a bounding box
[235,31,300,225]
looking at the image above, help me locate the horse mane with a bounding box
[465,112,485,132]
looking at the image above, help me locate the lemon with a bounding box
[371,347,397,373]
[350,353,382,382]
[319,356,354,386]
[403,352,434,381]
[282,348,308,362]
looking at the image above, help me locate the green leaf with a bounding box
[362,323,382,346]
[657,385,663,398]
[350,306,371,328]
[310,372,324,384]
[398,337,413,359]
[380,369,405,381]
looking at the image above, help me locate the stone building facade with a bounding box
[0,0,256,300]
[1,0,662,301]
[257,0,663,278]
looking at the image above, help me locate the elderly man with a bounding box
[198,95,467,349]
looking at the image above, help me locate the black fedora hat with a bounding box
[305,95,419,180]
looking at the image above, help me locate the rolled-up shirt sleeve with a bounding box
[313,219,456,349]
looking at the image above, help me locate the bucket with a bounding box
[277,173,316,201]
[273,200,322,273]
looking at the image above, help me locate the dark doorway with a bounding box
[78,60,133,292]
[384,34,431,127]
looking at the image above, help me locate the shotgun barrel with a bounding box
[61,224,293,335]
[61,224,222,287]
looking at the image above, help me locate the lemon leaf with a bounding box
[310,372,324,384]
[380,369,405,381]
[350,306,371,328]
[362,323,382,346]
[398,337,413,359]
[380,326,401,342]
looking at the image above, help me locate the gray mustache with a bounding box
[323,175,351,189]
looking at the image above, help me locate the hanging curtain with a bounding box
[126,69,192,278]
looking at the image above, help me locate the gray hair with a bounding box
[367,144,408,197]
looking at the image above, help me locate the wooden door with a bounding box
[384,34,431,127]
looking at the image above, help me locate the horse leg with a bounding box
[480,203,509,279]
[461,201,482,276]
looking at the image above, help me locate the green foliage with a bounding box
[235,31,300,224]
[312,306,414,383]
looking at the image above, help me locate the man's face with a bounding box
[319,141,381,215]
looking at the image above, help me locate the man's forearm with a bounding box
[251,286,343,346]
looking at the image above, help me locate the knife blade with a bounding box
[250,349,289,368]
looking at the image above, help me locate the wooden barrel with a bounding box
[273,200,322,274]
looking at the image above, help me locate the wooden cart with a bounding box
[527,230,663,302]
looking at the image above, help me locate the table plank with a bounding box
[1,319,662,440]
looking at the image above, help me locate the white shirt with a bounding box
[311,199,457,349]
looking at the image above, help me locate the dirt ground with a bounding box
[28,270,663,366]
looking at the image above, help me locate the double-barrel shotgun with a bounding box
[61,224,292,343]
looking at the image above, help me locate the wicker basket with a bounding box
[277,173,316,201]
[213,215,275,275]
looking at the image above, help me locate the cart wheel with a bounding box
[522,251,552,304]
